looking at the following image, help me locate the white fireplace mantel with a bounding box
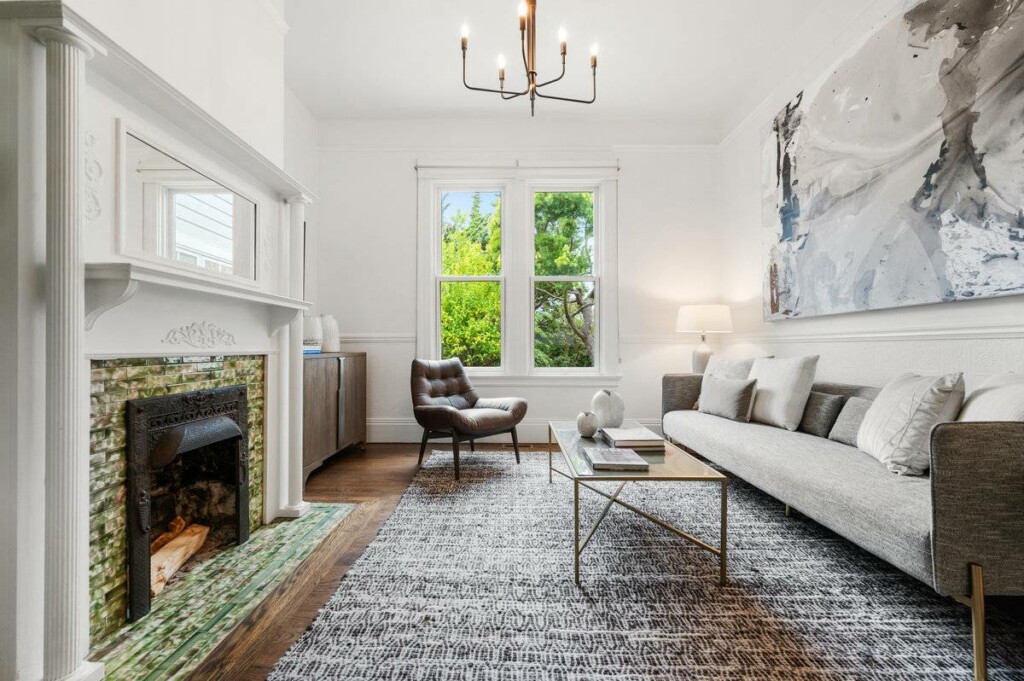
[0,3,316,680]
[84,262,310,331]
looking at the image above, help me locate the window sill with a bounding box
[468,374,622,389]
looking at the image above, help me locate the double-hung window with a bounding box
[417,166,619,382]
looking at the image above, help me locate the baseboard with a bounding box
[367,417,663,444]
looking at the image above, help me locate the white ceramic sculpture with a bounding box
[591,389,625,428]
[321,314,341,352]
[576,411,600,438]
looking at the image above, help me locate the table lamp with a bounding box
[675,304,733,373]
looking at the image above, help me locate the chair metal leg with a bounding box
[511,426,521,464]
[417,431,428,468]
[469,439,475,453]
[451,436,461,481]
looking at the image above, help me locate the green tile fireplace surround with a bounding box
[88,355,266,646]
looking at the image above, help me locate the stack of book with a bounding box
[599,426,665,453]
[582,447,649,472]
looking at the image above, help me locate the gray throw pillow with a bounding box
[828,397,873,447]
[698,375,757,422]
[799,392,846,438]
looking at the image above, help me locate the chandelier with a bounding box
[460,0,598,117]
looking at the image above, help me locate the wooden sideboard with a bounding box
[302,352,366,480]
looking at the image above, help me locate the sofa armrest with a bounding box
[662,374,702,417]
[930,421,1024,597]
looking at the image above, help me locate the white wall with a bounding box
[310,0,1024,443]
[313,119,721,441]
[283,86,319,298]
[65,0,288,164]
[717,0,1024,389]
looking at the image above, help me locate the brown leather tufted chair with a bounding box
[411,357,527,480]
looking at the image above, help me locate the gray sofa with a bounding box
[662,373,1024,681]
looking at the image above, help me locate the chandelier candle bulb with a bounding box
[519,3,527,31]
[590,43,598,68]
[461,24,469,50]
[559,26,567,55]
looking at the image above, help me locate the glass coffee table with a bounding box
[548,420,728,586]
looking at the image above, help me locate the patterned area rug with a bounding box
[271,452,1024,680]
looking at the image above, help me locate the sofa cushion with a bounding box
[704,356,757,380]
[748,356,819,431]
[799,391,846,438]
[664,409,933,586]
[857,372,965,476]
[959,373,1024,422]
[698,375,757,422]
[828,396,874,447]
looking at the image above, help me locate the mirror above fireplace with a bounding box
[121,132,258,281]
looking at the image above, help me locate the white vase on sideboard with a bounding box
[321,314,341,352]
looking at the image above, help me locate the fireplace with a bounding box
[125,385,250,620]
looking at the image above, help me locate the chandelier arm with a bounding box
[501,89,529,100]
[536,57,566,88]
[462,52,525,96]
[534,69,596,104]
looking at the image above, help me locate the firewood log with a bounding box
[149,515,189,555]
[150,524,209,596]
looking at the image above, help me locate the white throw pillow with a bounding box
[959,373,1024,422]
[704,356,757,380]
[857,372,965,476]
[748,356,819,431]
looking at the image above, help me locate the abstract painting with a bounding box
[763,0,1024,320]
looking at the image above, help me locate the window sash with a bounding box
[437,278,505,370]
[531,277,599,372]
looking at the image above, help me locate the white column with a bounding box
[281,195,312,517]
[34,26,104,681]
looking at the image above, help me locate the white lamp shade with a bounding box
[675,304,733,334]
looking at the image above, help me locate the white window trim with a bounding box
[416,165,620,384]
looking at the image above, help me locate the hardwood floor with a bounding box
[191,443,425,680]
[192,441,1024,679]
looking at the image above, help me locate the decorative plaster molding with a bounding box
[338,333,417,344]
[725,324,1024,345]
[161,321,238,348]
[83,131,102,220]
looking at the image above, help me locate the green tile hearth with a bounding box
[89,355,267,644]
[90,503,355,681]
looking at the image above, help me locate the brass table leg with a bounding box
[720,480,728,586]
[573,479,580,586]
[548,425,553,484]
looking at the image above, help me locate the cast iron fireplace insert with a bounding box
[125,385,250,620]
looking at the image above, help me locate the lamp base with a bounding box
[692,340,713,374]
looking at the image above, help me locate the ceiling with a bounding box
[284,0,844,141]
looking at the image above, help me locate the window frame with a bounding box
[416,165,619,385]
